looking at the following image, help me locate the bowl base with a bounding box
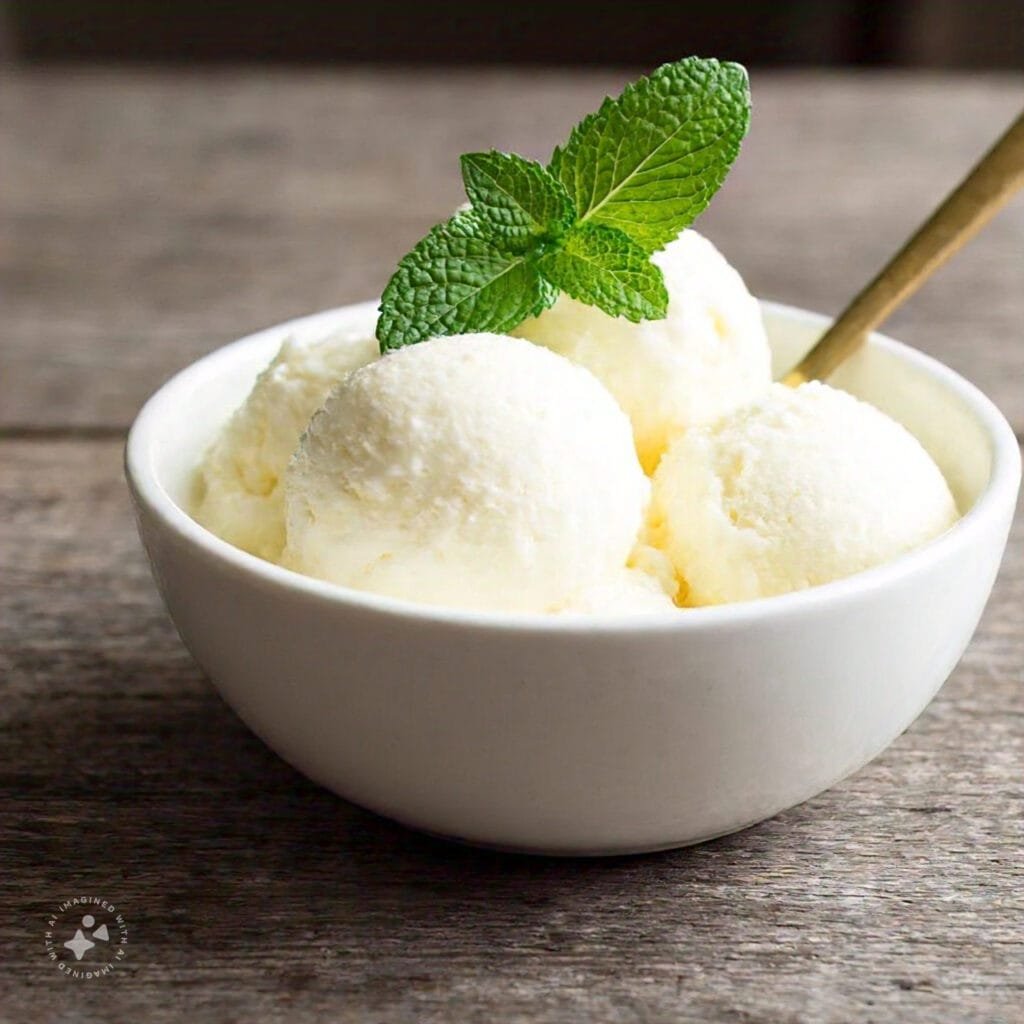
[395,812,773,859]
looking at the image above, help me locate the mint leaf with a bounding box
[460,151,575,250]
[538,223,668,322]
[550,57,750,252]
[376,56,751,346]
[376,211,558,351]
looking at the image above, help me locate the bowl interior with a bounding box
[763,305,991,512]
[145,302,994,528]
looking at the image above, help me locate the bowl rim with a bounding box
[125,300,1021,636]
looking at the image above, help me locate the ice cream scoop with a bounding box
[652,111,1023,606]
[514,229,771,472]
[652,381,958,605]
[194,325,377,560]
[283,332,650,613]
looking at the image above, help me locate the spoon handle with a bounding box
[783,109,1024,387]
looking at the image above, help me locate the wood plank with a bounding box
[2,70,1023,432]
[1,438,1021,1021]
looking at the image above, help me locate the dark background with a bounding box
[3,0,1023,67]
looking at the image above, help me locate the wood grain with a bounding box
[1,69,1023,1023]
[1,69,1023,433]
[0,439,1021,1022]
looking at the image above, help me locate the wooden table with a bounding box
[2,68,1022,1023]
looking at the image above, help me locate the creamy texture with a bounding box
[515,229,771,471]
[194,251,962,614]
[559,569,677,615]
[652,382,959,605]
[194,326,377,560]
[283,333,650,613]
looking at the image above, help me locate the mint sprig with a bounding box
[377,56,749,352]
[460,151,575,250]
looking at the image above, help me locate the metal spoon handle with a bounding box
[783,109,1024,387]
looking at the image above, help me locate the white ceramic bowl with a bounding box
[126,302,1020,855]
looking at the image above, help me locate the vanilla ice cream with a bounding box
[560,569,676,615]
[194,325,378,561]
[283,333,650,613]
[515,229,771,471]
[652,382,959,605]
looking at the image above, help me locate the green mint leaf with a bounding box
[550,57,750,252]
[460,151,575,249]
[377,56,750,346]
[376,211,558,351]
[538,222,668,322]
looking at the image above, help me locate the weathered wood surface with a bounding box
[1,69,1022,1023]
[2,68,1023,433]
[2,439,1022,1022]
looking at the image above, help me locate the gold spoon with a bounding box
[782,109,1024,387]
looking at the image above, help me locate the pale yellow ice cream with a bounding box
[515,229,771,471]
[560,569,677,615]
[652,382,959,605]
[194,326,377,560]
[283,333,651,613]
